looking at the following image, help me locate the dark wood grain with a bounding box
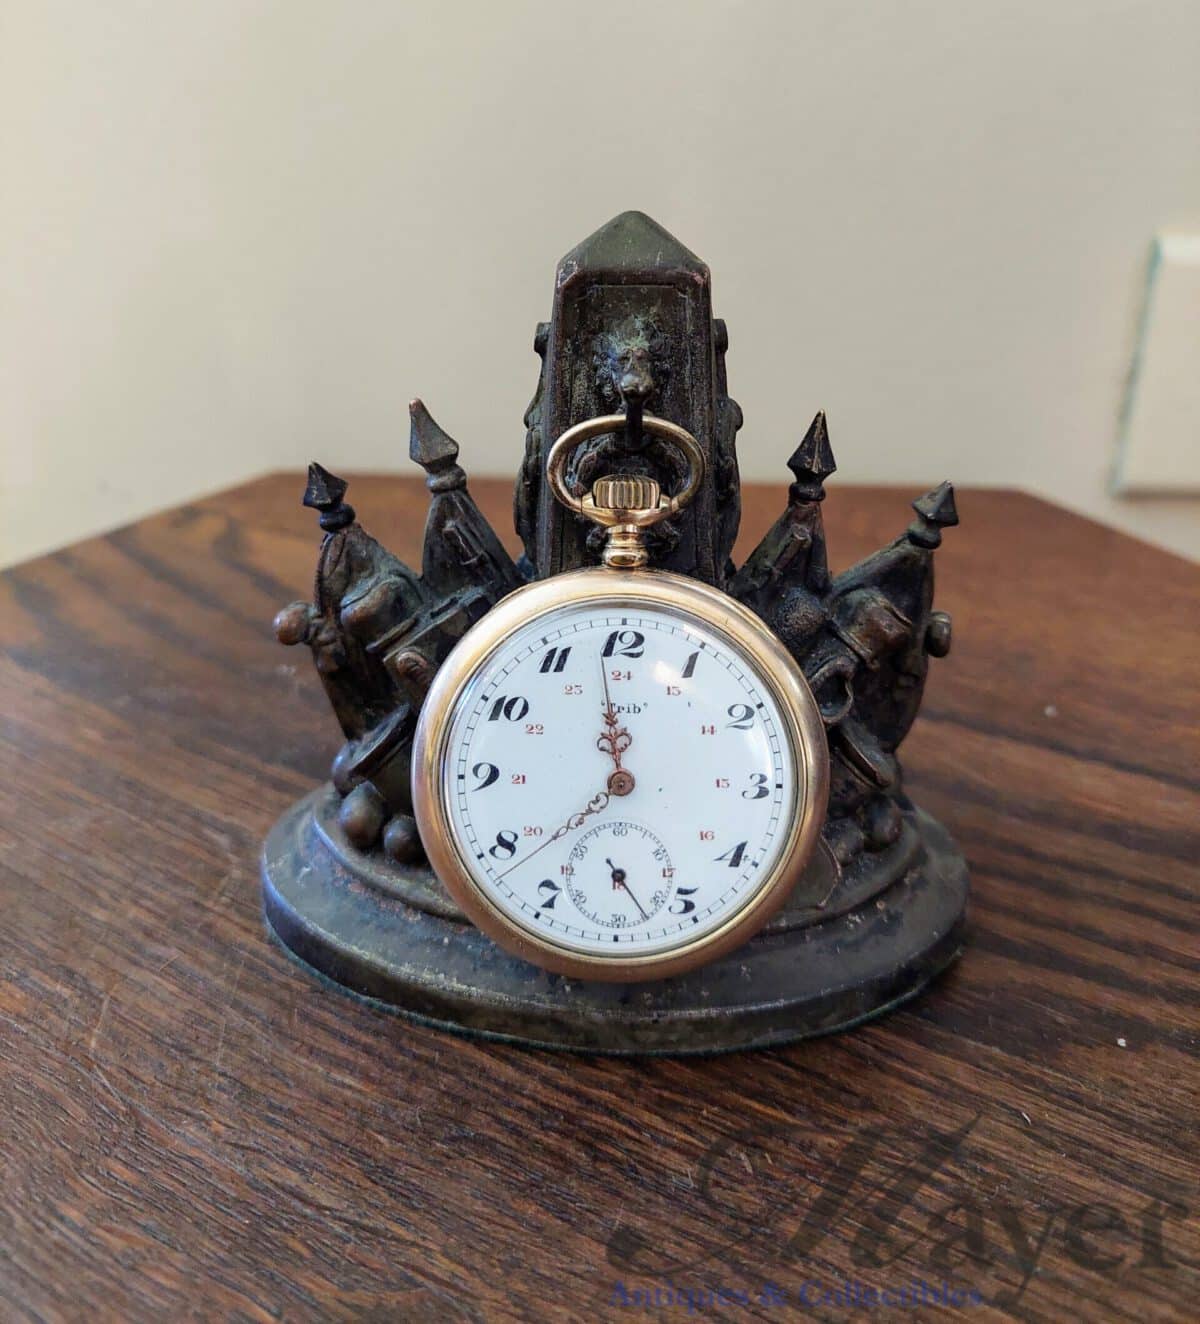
[1,476,1196,1323]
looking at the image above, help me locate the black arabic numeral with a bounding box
[471,761,500,791]
[602,629,644,659]
[537,878,562,910]
[669,886,699,915]
[489,830,518,859]
[681,650,699,679]
[488,695,530,722]
[716,840,748,868]
[726,703,755,730]
[743,772,769,800]
[539,646,571,673]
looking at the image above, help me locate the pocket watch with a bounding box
[412,415,829,982]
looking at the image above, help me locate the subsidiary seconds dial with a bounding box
[565,822,673,929]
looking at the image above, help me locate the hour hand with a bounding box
[597,659,634,797]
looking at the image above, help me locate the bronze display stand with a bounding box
[261,212,968,1054]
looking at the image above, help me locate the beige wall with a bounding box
[3,0,1198,568]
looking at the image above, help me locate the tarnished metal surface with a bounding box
[263,210,969,1048]
[262,789,967,1055]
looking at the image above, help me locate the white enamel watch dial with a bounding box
[412,571,829,982]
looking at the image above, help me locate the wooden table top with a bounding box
[2,474,1196,1322]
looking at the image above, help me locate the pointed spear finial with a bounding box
[409,399,465,493]
[302,462,356,531]
[787,411,837,502]
[907,481,958,548]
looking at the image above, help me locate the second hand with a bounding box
[607,856,649,920]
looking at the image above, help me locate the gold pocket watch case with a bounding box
[262,211,968,1053]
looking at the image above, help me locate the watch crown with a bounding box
[591,474,661,515]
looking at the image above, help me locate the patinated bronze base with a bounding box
[261,786,968,1055]
[262,213,970,1048]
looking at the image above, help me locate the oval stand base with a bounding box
[261,787,968,1056]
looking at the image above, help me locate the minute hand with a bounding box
[496,790,610,880]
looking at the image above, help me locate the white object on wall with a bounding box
[1113,235,1200,494]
